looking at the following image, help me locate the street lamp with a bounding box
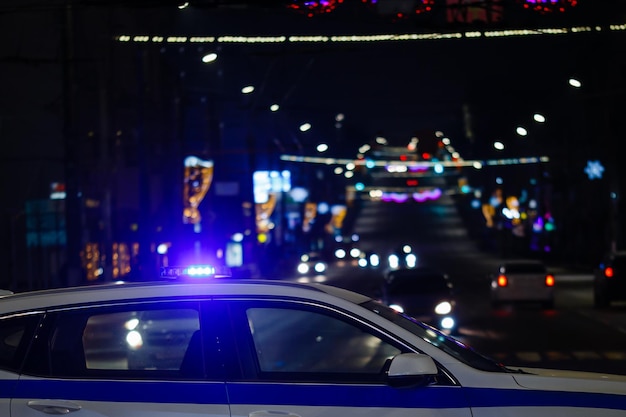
[533,113,546,123]
[568,78,582,88]
[201,52,217,63]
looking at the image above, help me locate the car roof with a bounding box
[384,268,451,292]
[385,270,452,297]
[500,259,547,272]
[0,279,372,315]
[386,267,446,279]
[602,251,626,267]
[501,259,545,265]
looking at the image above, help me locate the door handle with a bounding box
[27,400,82,415]
[249,411,302,417]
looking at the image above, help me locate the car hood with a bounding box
[511,366,626,395]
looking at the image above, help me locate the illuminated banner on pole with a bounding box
[183,156,213,225]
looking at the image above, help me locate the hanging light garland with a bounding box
[520,0,578,14]
[288,0,435,19]
[287,1,577,20]
[287,0,344,17]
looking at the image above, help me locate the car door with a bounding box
[224,298,472,417]
[0,313,43,416]
[11,301,230,417]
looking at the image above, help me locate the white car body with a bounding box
[490,260,555,308]
[0,275,624,417]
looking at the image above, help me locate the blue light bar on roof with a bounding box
[160,264,231,279]
[186,265,216,276]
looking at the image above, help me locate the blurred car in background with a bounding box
[594,250,626,308]
[333,234,362,265]
[490,259,555,309]
[380,267,457,334]
[296,252,328,276]
[386,244,418,270]
[357,250,381,269]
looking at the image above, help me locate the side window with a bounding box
[0,313,42,373]
[245,305,402,379]
[83,308,200,373]
[24,303,203,379]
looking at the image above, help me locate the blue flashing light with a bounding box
[160,264,231,280]
[186,265,216,276]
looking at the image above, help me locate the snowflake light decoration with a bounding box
[584,160,605,180]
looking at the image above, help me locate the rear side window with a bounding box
[0,313,42,373]
[23,303,205,379]
[83,308,200,372]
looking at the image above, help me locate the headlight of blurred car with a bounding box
[388,254,400,269]
[434,301,453,315]
[297,263,310,274]
[389,303,404,313]
[313,262,327,274]
[440,317,455,331]
[405,253,417,268]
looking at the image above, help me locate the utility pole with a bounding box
[98,17,114,283]
[62,0,84,287]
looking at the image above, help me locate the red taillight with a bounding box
[497,275,508,287]
[605,267,614,278]
[545,274,555,287]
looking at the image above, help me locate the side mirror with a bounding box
[387,353,438,388]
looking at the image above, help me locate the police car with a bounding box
[1,264,625,417]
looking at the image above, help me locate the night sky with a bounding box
[2,2,624,165]
[2,0,626,283]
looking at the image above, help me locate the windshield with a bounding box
[362,300,509,373]
[503,263,546,273]
[387,276,449,294]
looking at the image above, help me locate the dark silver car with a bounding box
[381,267,457,334]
